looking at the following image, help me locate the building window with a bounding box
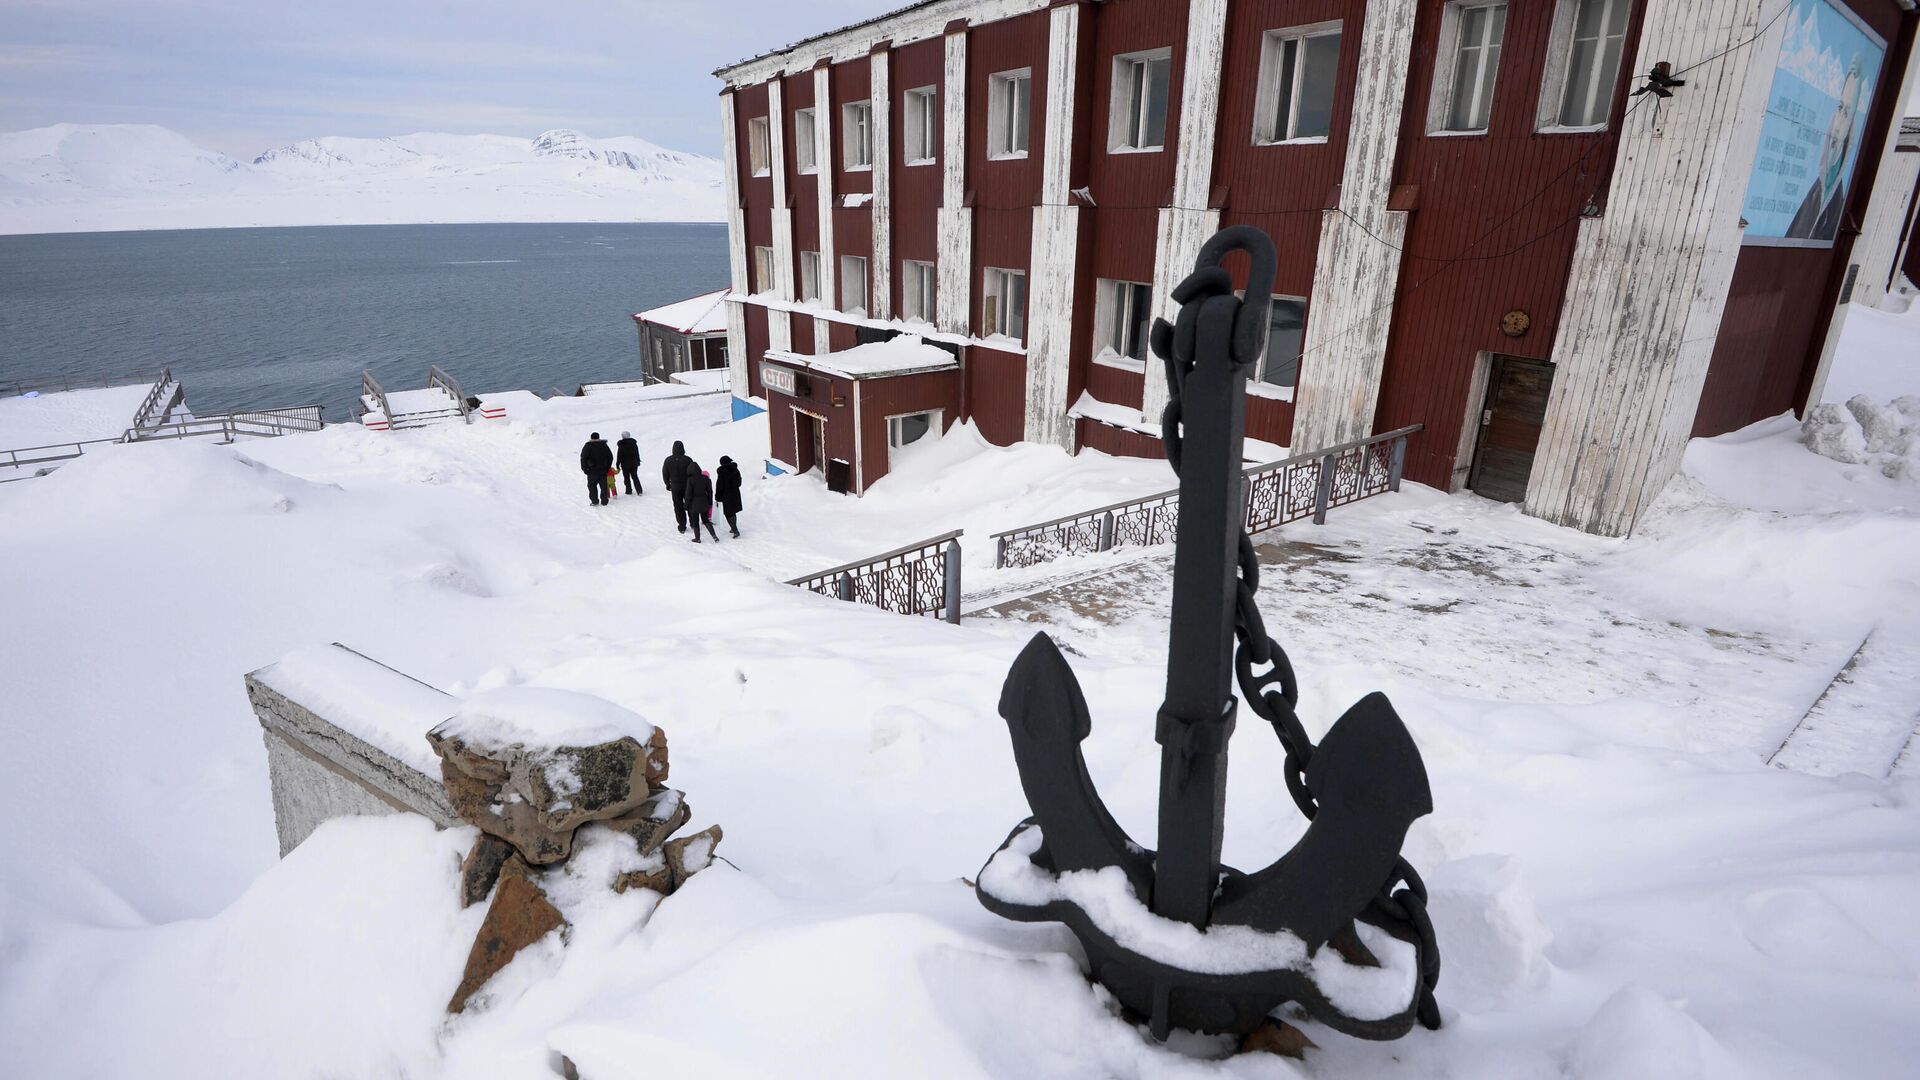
[888,410,939,449]
[1260,297,1306,390]
[902,259,937,323]
[1110,48,1172,152]
[794,108,817,173]
[839,254,868,315]
[1544,0,1630,130]
[988,69,1031,159]
[747,117,771,176]
[799,251,821,302]
[1095,279,1153,362]
[904,86,938,165]
[1430,2,1507,134]
[753,246,775,293]
[1255,25,1342,144]
[982,267,1027,340]
[843,101,873,170]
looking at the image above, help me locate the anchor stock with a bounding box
[975,225,1443,1045]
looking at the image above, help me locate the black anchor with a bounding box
[977,225,1442,1043]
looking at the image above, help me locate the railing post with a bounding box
[995,534,1007,570]
[1313,453,1335,525]
[943,539,962,624]
[1241,475,1255,532]
[1099,511,1115,552]
[835,573,854,602]
[1388,433,1409,492]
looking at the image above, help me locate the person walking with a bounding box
[715,455,744,538]
[616,431,643,495]
[580,432,614,507]
[683,464,720,543]
[662,439,694,533]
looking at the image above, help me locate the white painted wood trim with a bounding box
[716,0,1050,87]
[1023,3,1082,450]
[871,49,894,321]
[767,79,795,354]
[814,65,838,351]
[720,90,753,398]
[1140,206,1219,424]
[731,292,1023,355]
[1172,0,1228,211]
[1451,350,1495,491]
[1526,0,1786,537]
[1288,0,1418,453]
[938,29,974,338]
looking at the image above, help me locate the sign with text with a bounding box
[1741,0,1884,247]
[761,363,798,396]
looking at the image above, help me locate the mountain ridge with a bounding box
[0,123,723,234]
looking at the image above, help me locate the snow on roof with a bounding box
[635,288,729,335]
[770,335,959,380]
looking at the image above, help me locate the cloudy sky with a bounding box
[0,0,895,158]
[4,0,1914,160]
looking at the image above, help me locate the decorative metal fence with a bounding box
[991,425,1420,569]
[787,530,963,623]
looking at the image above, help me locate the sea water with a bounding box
[0,222,729,420]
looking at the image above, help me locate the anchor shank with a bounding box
[1152,294,1249,928]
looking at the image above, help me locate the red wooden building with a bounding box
[716,0,1919,535]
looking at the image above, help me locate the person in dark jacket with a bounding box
[682,464,720,542]
[661,440,694,532]
[580,432,614,506]
[615,431,643,495]
[715,455,743,538]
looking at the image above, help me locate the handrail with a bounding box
[128,367,178,432]
[787,529,964,623]
[0,370,164,399]
[990,425,1422,569]
[361,370,395,421]
[785,528,964,585]
[427,365,474,424]
[3,435,124,470]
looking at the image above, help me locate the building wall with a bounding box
[858,372,967,487]
[1698,0,1915,428]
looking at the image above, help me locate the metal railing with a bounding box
[787,530,964,622]
[0,370,164,399]
[361,370,394,422]
[126,405,326,444]
[1,435,124,477]
[991,425,1420,569]
[427,365,474,424]
[128,368,180,433]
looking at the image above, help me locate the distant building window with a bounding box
[1095,279,1153,362]
[1255,25,1342,144]
[1431,2,1507,134]
[904,86,938,165]
[988,69,1032,159]
[902,259,937,323]
[888,410,938,449]
[1110,48,1172,152]
[753,246,776,293]
[1545,0,1630,130]
[747,116,771,176]
[1261,297,1306,389]
[799,250,821,302]
[843,101,873,170]
[982,267,1027,340]
[839,254,869,315]
[794,108,818,173]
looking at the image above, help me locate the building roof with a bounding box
[768,335,960,380]
[712,0,1048,84]
[634,289,730,335]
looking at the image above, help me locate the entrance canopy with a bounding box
[765,334,958,381]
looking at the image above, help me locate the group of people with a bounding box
[579,432,743,542]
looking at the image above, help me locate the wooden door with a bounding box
[795,412,821,475]
[1468,356,1554,503]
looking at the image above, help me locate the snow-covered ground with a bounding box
[1,318,1917,1077]
[0,383,151,452]
[0,124,722,235]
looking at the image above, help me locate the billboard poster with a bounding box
[1740,0,1885,247]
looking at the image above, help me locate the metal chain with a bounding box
[1155,266,1442,1030]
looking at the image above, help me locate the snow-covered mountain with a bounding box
[0,123,722,234]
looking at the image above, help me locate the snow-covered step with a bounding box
[1769,629,1920,779]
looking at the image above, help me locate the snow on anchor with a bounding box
[977,226,1443,1046]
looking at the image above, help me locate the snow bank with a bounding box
[0,383,150,450]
